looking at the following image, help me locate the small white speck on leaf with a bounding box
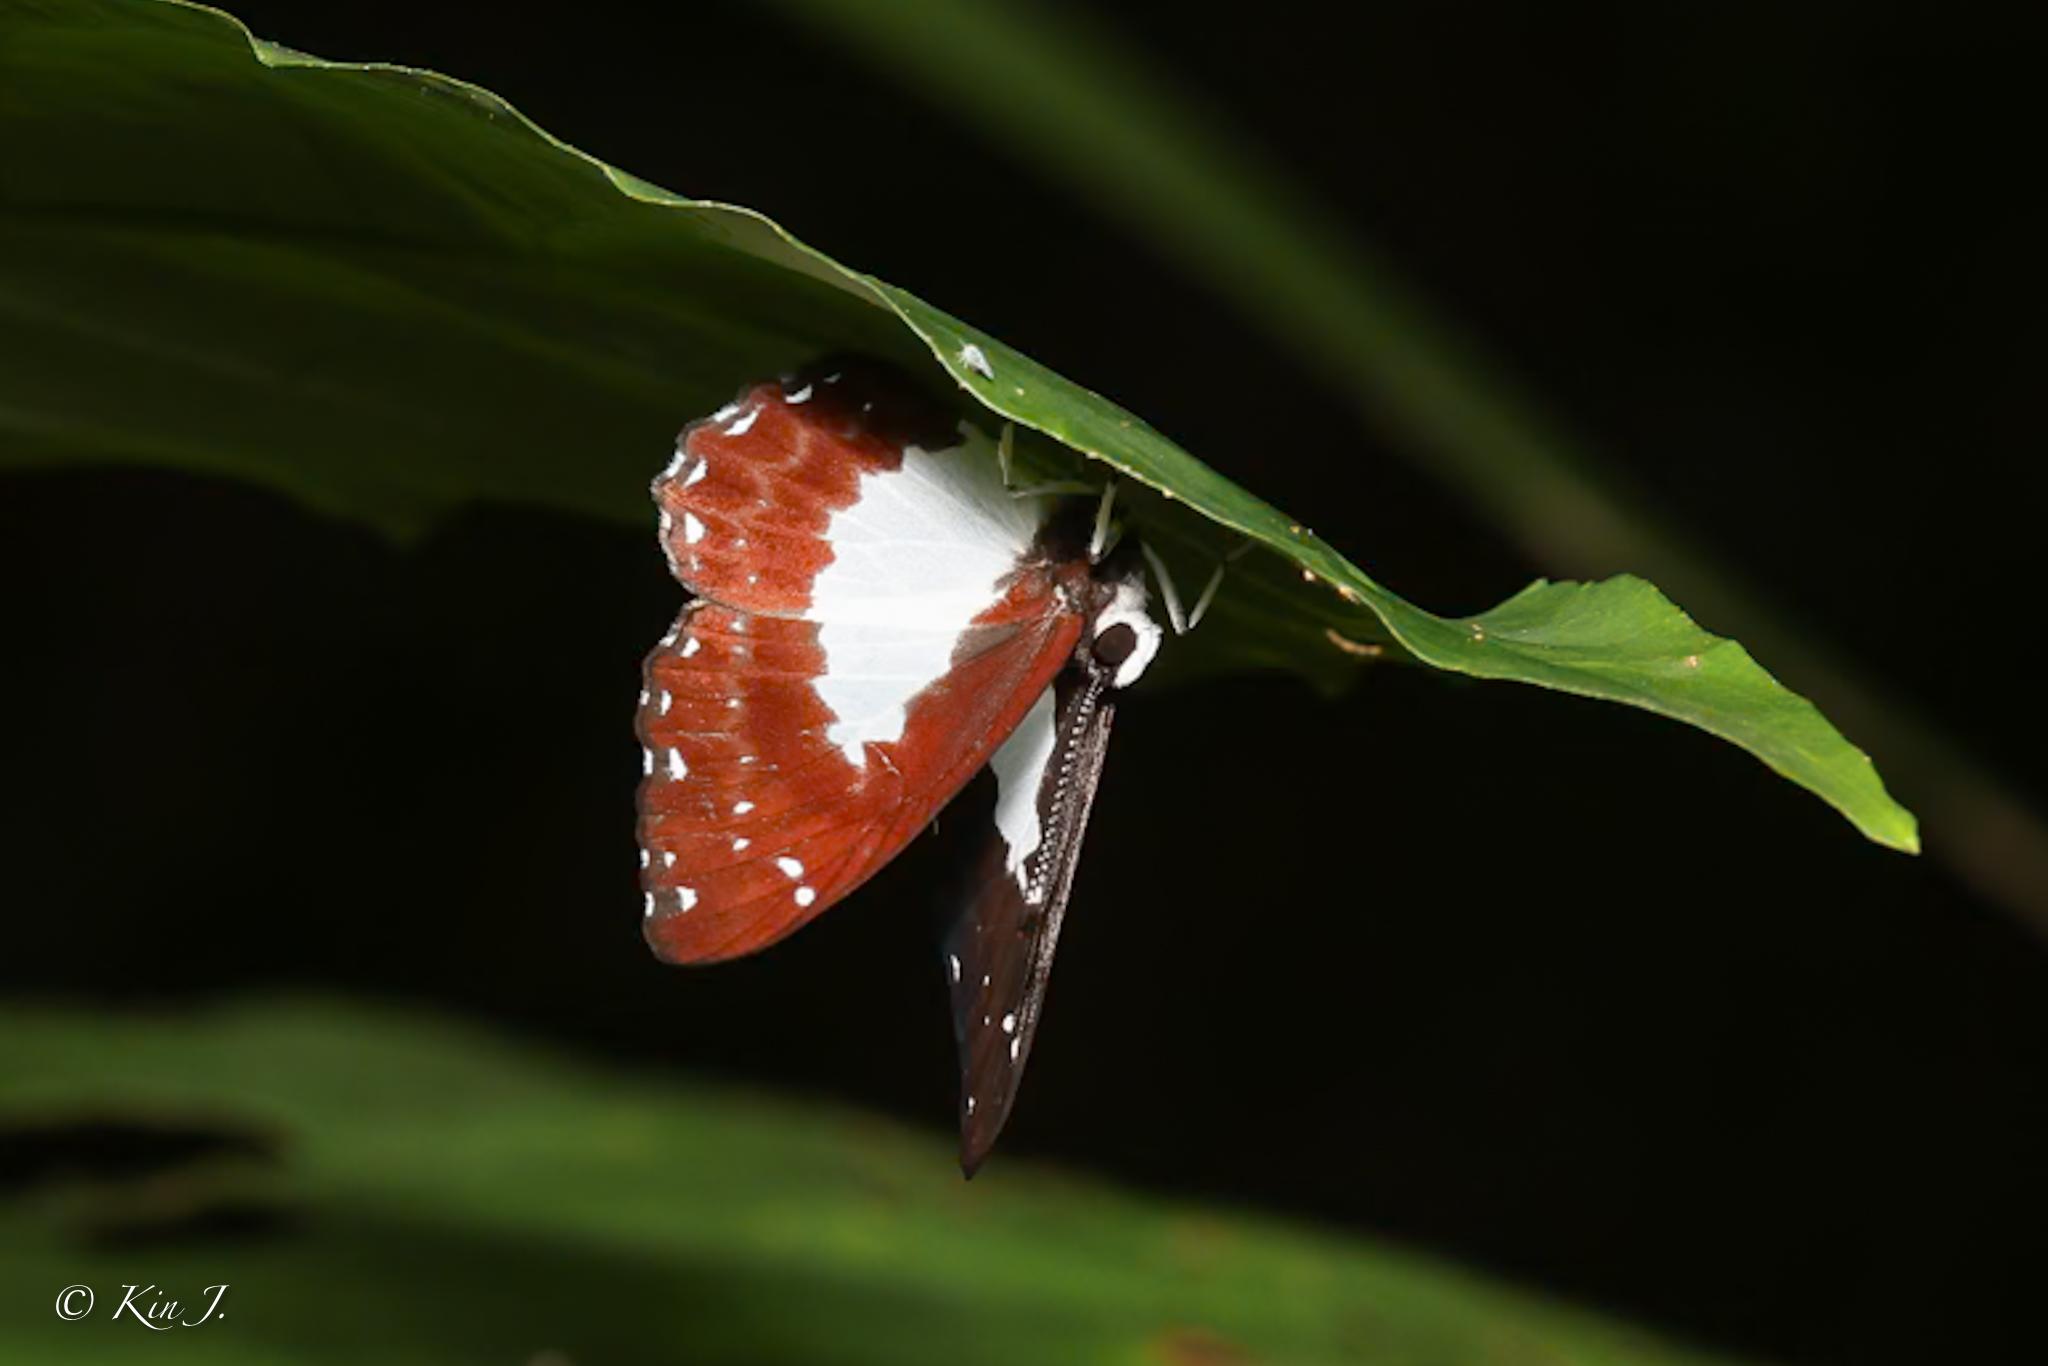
[958,342,994,379]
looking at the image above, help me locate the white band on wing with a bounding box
[810,428,1052,764]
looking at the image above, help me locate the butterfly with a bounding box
[634,355,1190,1174]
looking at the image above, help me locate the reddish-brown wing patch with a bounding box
[637,596,1084,963]
[652,362,962,616]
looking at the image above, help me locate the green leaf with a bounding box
[0,0,1916,851]
[0,999,1753,1365]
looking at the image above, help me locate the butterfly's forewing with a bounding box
[945,662,1120,1174]
[636,362,1088,962]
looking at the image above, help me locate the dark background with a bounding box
[7,4,2043,1363]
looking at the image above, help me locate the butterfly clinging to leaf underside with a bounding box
[633,356,1181,1174]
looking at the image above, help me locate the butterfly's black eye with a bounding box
[1092,622,1139,669]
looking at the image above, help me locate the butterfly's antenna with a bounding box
[1140,540,1189,635]
[1089,481,1119,563]
[997,422,1015,489]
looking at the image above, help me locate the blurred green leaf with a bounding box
[0,0,1914,850]
[0,999,1752,1366]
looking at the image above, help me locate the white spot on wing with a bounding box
[990,687,1058,891]
[725,406,760,436]
[775,856,805,878]
[787,383,813,403]
[682,459,708,488]
[949,953,962,982]
[666,749,687,781]
[682,637,701,658]
[684,512,706,544]
[795,886,817,907]
[677,886,699,911]
[733,800,755,815]
[732,837,750,852]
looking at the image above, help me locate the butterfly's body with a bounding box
[636,357,1161,1171]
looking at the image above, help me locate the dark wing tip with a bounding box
[958,1111,1000,1179]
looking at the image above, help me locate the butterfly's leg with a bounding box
[1185,539,1255,631]
[1139,540,1188,634]
[998,423,1098,500]
[1088,481,1120,562]
[1184,563,1225,632]
[1142,537,1252,635]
